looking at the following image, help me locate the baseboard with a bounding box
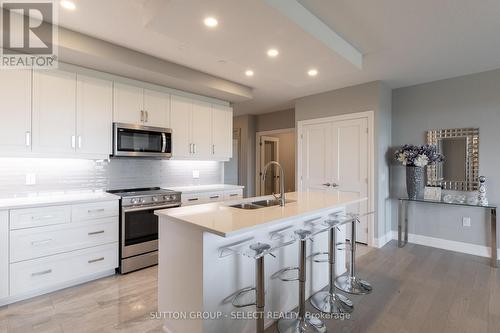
[374,231,393,248]
[391,231,500,258]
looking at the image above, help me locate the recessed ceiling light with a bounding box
[60,0,76,10]
[204,17,218,28]
[308,69,318,77]
[245,70,254,77]
[267,49,279,57]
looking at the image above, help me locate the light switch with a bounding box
[192,170,200,179]
[25,173,36,185]
[462,217,471,227]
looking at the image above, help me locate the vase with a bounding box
[406,166,425,199]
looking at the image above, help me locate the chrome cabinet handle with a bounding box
[193,144,196,154]
[88,257,105,264]
[229,193,239,197]
[145,111,149,122]
[322,183,331,187]
[212,144,215,155]
[71,135,76,149]
[187,198,199,202]
[88,230,105,235]
[31,269,52,277]
[140,110,144,122]
[78,136,82,149]
[87,208,105,213]
[31,239,53,246]
[25,131,31,147]
[331,183,339,187]
[209,195,220,199]
[31,214,55,220]
[189,143,193,154]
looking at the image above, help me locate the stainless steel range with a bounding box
[107,187,181,274]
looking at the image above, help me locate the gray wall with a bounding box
[256,109,295,132]
[295,81,392,240]
[392,69,500,248]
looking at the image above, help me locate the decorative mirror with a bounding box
[426,128,479,191]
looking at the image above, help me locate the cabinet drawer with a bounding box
[224,189,243,201]
[205,191,224,202]
[10,205,71,230]
[10,217,118,263]
[181,193,207,206]
[72,201,118,222]
[10,243,118,296]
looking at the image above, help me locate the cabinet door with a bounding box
[32,69,77,154]
[170,95,192,158]
[0,211,8,299]
[76,75,113,157]
[211,104,233,159]
[113,82,143,124]
[0,69,32,153]
[144,89,170,128]
[191,100,212,159]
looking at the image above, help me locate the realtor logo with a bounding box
[1,1,58,68]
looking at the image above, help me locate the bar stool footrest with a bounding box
[277,266,300,282]
[311,252,329,263]
[231,287,257,308]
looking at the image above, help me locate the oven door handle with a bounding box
[161,133,167,153]
[123,203,181,213]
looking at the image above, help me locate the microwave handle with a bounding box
[161,133,167,152]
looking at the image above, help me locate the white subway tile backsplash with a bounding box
[0,158,224,196]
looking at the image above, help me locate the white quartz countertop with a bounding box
[167,184,244,194]
[0,191,120,210]
[155,191,366,237]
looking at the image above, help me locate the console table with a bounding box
[398,198,498,267]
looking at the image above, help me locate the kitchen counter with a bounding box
[166,184,244,194]
[0,190,120,210]
[156,190,365,333]
[155,190,364,237]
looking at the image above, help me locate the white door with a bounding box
[32,70,77,154]
[211,104,233,159]
[76,74,113,157]
[191,100,212,159]
[259,136,280,196]
[300,123,333,192]
[300,117,370,244]
[170,95,192,158]
[144,89,170,128]
[0,211,8,299]
[331,118,369,243]
[113,82,143,124]
[0,69,32,153]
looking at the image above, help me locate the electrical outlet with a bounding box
[462,217,471,227]
[192,170,200,179]
[25,173,36,185]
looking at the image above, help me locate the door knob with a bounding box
[322,183,331,187]
[331,183,340,187]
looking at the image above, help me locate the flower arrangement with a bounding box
[395,144,444,167]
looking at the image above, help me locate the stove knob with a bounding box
[139,198,146,204]
[131,198,139,205]
[152,196,159,202]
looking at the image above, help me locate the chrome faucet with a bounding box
[262,161,286,206]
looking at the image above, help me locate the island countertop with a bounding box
[155,191,366,237]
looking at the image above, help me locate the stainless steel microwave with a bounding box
[113,123,172,158]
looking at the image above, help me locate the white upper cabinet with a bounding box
[0,211,8,299]
[113,82,143,125]
[32,69,77,154]
[211,104,233,159]
[144,89,170,128]
[170,95,192,158]
[113,83,170,128]
[0,69,32,153]
[76,75,113,157]
[191,100,212,159]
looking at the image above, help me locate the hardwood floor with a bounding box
[1,241,499,333]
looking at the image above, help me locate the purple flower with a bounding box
[394,144,444,167]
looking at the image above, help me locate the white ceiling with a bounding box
[56,0,500,115]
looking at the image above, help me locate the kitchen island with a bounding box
[155,191,366,333]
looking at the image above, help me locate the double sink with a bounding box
[230,199,296,210]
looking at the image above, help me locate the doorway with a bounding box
[297,111,374,246]
[256,129,296,196]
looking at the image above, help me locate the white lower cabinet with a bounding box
[1,200,119,304]
[0,211,8,299]
[181,189,243,206]
[10,243,118,296]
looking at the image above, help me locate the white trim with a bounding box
[374,231,393,248]
[297,111,375,247]
[390,231,500,258]
[255,128,295,195]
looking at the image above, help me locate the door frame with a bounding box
[297,111,375,247]
[255,128,295,196]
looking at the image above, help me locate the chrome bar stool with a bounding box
[335,213,374,295]
[277,227,327,333]
[310,216,354,314]
[220,236,295,333]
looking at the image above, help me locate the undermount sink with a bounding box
[229,199,296,210]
